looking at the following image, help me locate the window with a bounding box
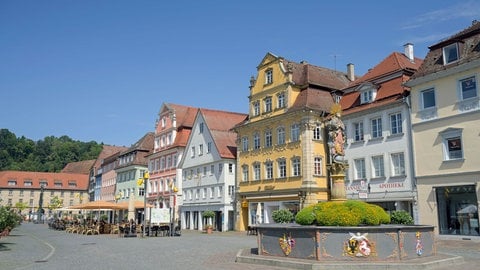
[391,153,405,176]
[264,96,272,112]
[191,146,195,157]
[265,69,273,84]
[314,157,323,175]
[421,88,436,109]
[253,132,261,150]
[242,136,249,152]
[7,180,16,186]
[265,130,272,147]
[390,113,403,135]
[354,122,364,141]
[291,123,300,142]
[228,185,235,196]
[292,158,301,177]
[361,90,374,103]
[443,43,459,65]
[218,164,223,174]
[278,159,286,178]
[207,142,212,153]
[277,92,285,108]
[371,117,382,139]
[242,165,249,182]
[161,117,166,127]
[354,158,366,179]
[210,165,214,175]
[199,122,204,133]
[371,155,384,178]
[253,163,261,181]
[228,163,233,173]
[24,181,32,186]
[253,101,260,116]
[313,124,322,140]
[199,144,203,155]
[277,127,285,144]
[203,166,207,176]
[459,76,477,100]
[265,162,273,179]
[441,128,463,160]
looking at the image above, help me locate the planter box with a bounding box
[256,224,435,262]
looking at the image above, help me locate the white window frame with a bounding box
[278,159,286,178]
[277,127,286,145]
[354,122,364,141]
[391,152,405,176]
[370,117,382,139]
[458,76,477,100]
[277,92,285,108]
[264,96,272,113]
[313,124,322,140]
[242,136,249,152]
[253,101,260,116]
[371,155,384,178]
[253,163,261,181]
[390,112,403,135]
[253,132,260,150]
[291,123,300,142]
[292,158,301,177]
[265,162,273,179]
[314,157,323,175]
[242,165,249,182]
[443,43,459,65]
[441,128,463,161]
[265,130,272,147]
[265,69,273,84]
[354,158,366,180]
[420,88,436,109]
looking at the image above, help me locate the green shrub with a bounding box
[272,209,294,223]
[390,210,414,225]
[0,206,22,232]
[202,210,215,218]
[295,205,316,225]
[295,200,390,226]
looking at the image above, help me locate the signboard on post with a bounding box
[151,208,170,224]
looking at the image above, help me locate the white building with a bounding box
[179,108,247,232]
[340,45,423,222]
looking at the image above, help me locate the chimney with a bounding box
[347,63,355,81]
[404,43,414,62]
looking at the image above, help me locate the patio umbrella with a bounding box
[68,200,123,210]
[256,202,262,224]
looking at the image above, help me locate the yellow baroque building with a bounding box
[234,53,352,231]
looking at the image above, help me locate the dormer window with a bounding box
[443,43,459,65]
[359,84,377,104]
[265,69,273,84]
[361,89,375,104]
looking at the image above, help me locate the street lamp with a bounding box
[137,171,149,237]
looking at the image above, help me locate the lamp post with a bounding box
[138,171,149,237]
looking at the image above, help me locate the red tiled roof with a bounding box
[200,108,248,159]
[0,170,89,190]
[61,160,95,174]
[164,103,198,128]
[341,51,422,114]
[92,145,129,174]
[290,87,336,113]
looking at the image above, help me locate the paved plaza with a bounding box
[1,223,479,270]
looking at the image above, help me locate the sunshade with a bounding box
[68,200,123,210]
[116,200,154,209]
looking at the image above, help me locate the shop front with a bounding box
[435,185,479,236]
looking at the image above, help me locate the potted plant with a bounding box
[203,211,215,234]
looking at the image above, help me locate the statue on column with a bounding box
[326,103,348,201]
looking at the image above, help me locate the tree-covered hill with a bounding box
[0,129,103,172]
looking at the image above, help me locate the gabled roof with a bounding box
[341,51,423,115]
[61,160,95,174]
[92,145,129,174]
[259,52,351,91]
[200,108,248,159]
[117,132,154,167]
[159,103,198,128]
[0,170,89,190]
[409,20,480,80]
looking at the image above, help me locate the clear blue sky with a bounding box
[1,1,479,147]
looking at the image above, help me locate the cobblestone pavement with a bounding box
[1,223,479,270]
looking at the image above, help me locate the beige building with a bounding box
[0,170,89,221]
[405,21,480,236]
